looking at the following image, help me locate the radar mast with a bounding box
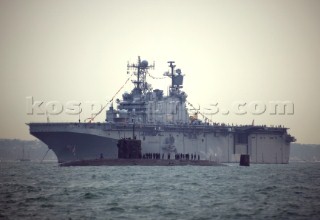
[165,61,184,96]
[127,56,155,95]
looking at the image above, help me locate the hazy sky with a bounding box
[0,0,319,144]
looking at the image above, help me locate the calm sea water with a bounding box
[0,162,319,220]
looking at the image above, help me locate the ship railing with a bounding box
[29,122,289,134]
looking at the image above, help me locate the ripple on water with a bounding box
[0,162,320,219]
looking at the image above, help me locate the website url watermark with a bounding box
[26,96,101,115]
[202,101,294,116]
[26,96,294,116]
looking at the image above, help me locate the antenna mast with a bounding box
[167,61,176,89]
[165,61,184,96]
[127,56,155,95]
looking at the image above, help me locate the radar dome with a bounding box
[140,60,148,68]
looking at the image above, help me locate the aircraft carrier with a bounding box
[28,57,295,163]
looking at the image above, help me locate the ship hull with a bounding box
[31,131,118,163]
[29,123,291,164]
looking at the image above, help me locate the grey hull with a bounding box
[31,131,117,163]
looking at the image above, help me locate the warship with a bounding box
[28,57,295,163]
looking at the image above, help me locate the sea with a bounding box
[0,162,319,220]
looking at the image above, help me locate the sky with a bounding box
[0,0,319,144]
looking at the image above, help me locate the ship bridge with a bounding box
[106,58,189,125]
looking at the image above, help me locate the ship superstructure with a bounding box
[28,57,295,163]
[107,57,189,125]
